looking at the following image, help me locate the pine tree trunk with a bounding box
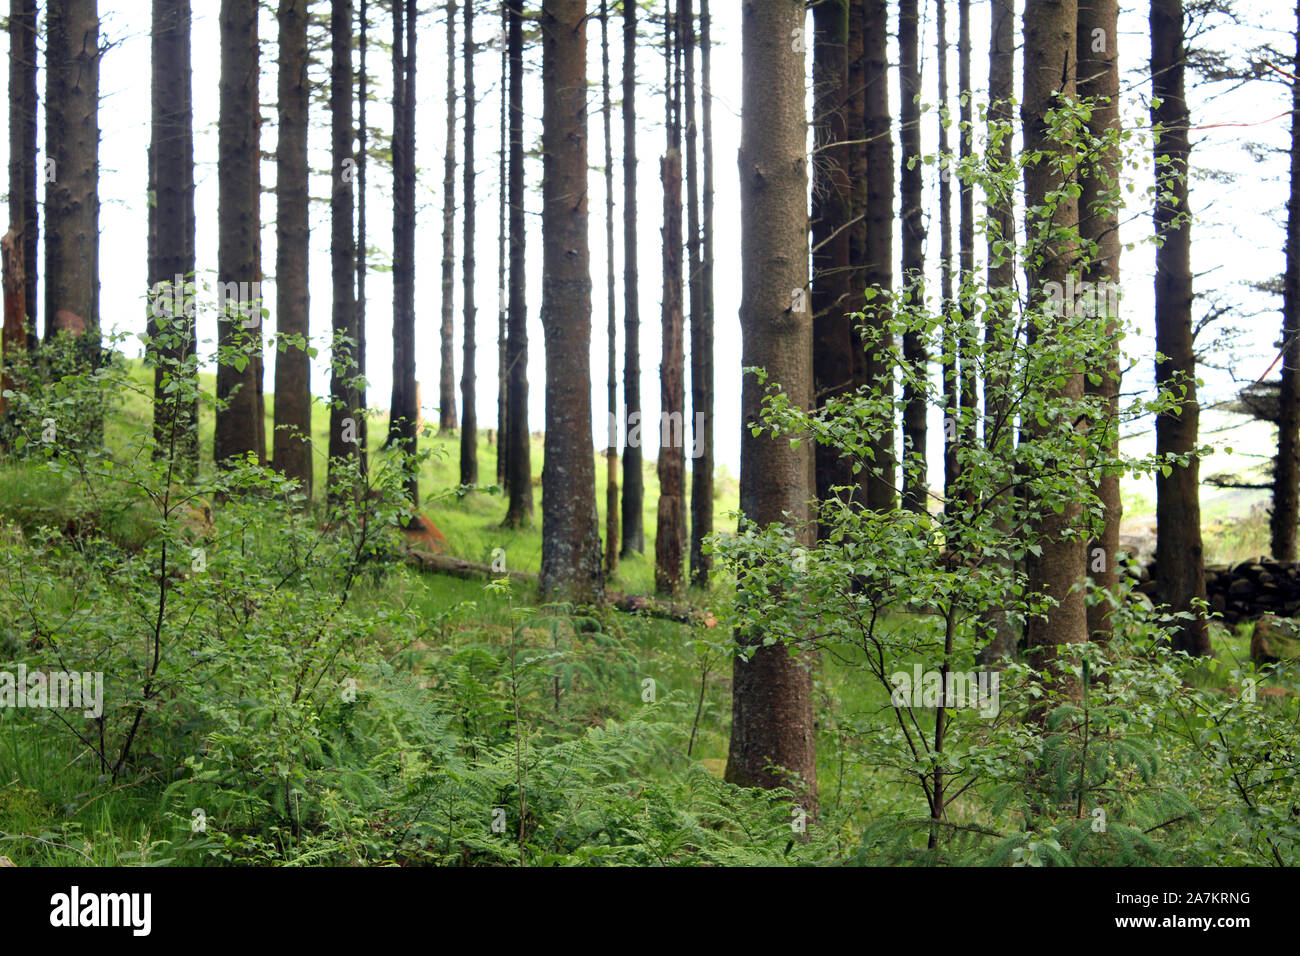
[11,0,36,350]
[1079,0,1122,640]
[148,0,197,474]
[328,0,361,500]
[977,0,1019,665]
[694,0,715,582]
[502,0,533,527]
[460,0,479,486]
[811,0,853,531]
[356,0,369,474]
[1273,4,1300,563]
[273,0,313,496]
[1,232,20,413]
[899,0,928,513]
[657,145,686,596]
[602,0,620,576]
[8,0,36,354]
[861,0,896,512]
[958,0,976,495]
[538,0,603,603]
[939,0,958,512]
[724,0,816,812]
[682,0,709,586]
[1023,0,1087,674]
[214,0,264,466]
[1152,0,1211,656]
[439,1,459,436]
[619,0,644,556]
[387,0,419,504]
[497,0,509,491]
[45,0,100,354]
[656,4,685,597]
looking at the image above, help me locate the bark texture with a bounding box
[538,0,604,604]
[619,0,644,556]
[1274,2,1300,563]
[503,0,533,527]
[861,0,896,511]
[1023,0,1087,672]
[8,0,36,352]
[1152,0,1211,655]
[460,0,479,486]
[899,0,928,513]
[724,0,817,811]
[45,0,100,352]
[328,0,362,499]
[1078,0,1122,640]
[148,0,197,473]
[273,0,313,495]
[439,0,459,435]
[214,0,264,466]
[602,0,620,575]
[387,0,419,503]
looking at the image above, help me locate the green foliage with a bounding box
[0,314,816,867]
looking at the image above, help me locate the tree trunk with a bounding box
[683,0,710,587]
[1274,3,1300,563]
[977,0,1019,665]
[656,5,685,597]
[811,0,853,531]
[958,0,976,496]
[45,0,100,355]
[357,0,369,475]
[1152,0,1211,656]
[602,0,620,576]
[538,0,603,603]
[328,0,361,500]
[724,0,816,812]
[460,0,479,486]
[619,0,644,556]
[694,0,715,580]
[1023,0,1087,673]
[861,0,896,512]
[1079,0,1122,641]
[8,0,36,354]
[502,0,533,527]
[214,0,264,466]
[439,0,459,436]
[387,0,419,504]
[939,0,961,516]
[148,0,197,474]
[899,0,928,514]
[11,0,36,350]
[656,144,686,596]
[273,0,312,496]
[1,231,21,411]
[497,0,509,491]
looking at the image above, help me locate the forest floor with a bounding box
[0,360,1281,865]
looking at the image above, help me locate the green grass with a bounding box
[102,358,740,596]
[1,358,1293,866]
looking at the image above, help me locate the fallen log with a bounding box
[402,547,716,626]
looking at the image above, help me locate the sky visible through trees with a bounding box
[33,0,1298,478]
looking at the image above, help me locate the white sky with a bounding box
[12,0,1299,486]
